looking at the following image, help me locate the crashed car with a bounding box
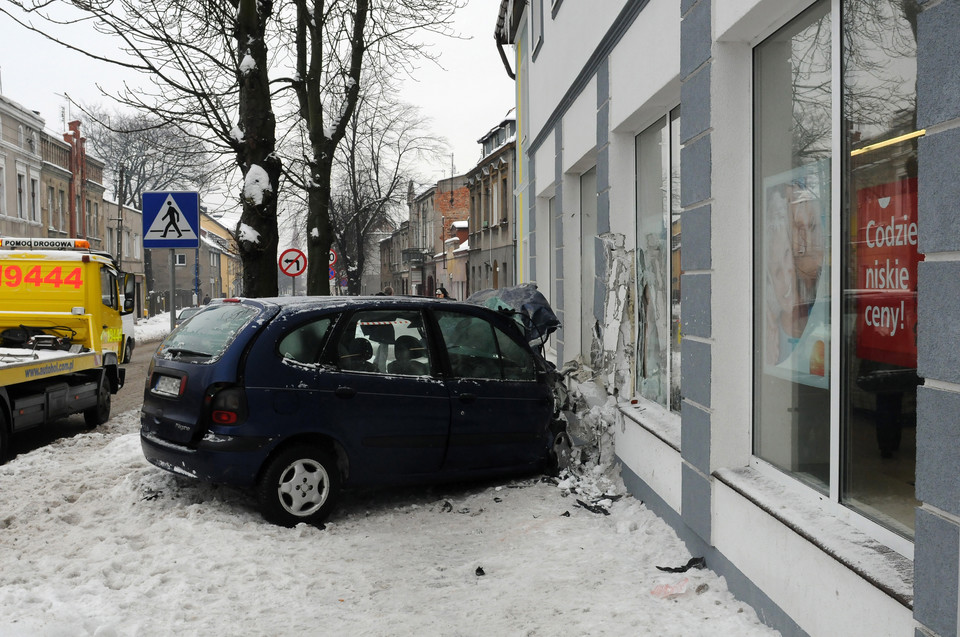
[140,294,565,526]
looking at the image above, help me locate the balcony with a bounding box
[401,248,430,265]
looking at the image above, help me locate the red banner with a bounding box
[855,178,920,368]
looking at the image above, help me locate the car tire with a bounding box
[0,409,9,464]
[122,337,134,364]
[257,445,340,527]
[83,373,111,429]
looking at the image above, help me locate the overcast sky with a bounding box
[0,1,514,191]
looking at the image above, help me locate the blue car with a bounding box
[140,296,562,526]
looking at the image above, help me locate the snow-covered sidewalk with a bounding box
[0,407,779,636]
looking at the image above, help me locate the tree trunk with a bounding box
[306,160,334,295]
[235,0,281,298]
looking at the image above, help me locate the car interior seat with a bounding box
[388,335,428,376]
[340,337,376,372]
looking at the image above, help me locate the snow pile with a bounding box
[242,165,272,207]
[133,312,173,344]
[238,222,261,245]
[0,406,780,636]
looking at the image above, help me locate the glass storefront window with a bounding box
[636,107,681,411]
[753,0,919,539]
[842,0,920,536]
[753,0,832,492]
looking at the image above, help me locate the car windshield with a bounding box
[160,304,259,362]
[178,307,203,321]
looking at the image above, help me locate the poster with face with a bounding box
[761,161,831,388]
[855,178,919,368]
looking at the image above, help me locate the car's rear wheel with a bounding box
[257,446,340,527]
[83,373,111,429]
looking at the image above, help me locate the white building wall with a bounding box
[510,0,920,634]
[525,1,627,142]
[609,0,681,134]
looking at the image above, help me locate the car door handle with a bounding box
[335,386,357,399]
[458,393,476,404]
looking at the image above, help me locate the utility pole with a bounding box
[116,165,125,263]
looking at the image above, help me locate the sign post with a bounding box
[279,248,307,296]
[142,191,200,332]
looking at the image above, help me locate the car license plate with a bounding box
[153,375,182,397]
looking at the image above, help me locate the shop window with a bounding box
[753,0,919,541]
[635,108,681,411]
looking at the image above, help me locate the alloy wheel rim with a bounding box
[277,458,330,517]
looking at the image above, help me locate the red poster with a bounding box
[855,178,920,368]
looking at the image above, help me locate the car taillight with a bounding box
[206,385,248,426]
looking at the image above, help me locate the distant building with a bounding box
[466,117,517,295]
[0,97,105,246]
[200,213,242,298]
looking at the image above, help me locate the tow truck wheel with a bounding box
[0,409,8,464]
[122,337,134,364]
[83,373,111,428]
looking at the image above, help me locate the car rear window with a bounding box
[159,304,259,362]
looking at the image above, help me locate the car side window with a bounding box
[495,328,537,381]
[278,317,332,365]
[100,267,118,309]
[435,311,503,380]
[336,310,431,375]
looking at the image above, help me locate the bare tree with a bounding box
[82,106,219,207]
[278,0,463,294]
[325,88,444,294]
[1,0,281,297]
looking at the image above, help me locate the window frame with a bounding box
[633,107,682,412]
[749,0,915,560]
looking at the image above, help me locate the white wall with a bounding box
[526,0,628,143]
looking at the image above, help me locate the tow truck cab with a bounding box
[0,238,136,460]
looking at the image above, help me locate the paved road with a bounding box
[114,338,158,414]
[8,339,159,462]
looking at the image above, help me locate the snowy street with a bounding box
[0,315,779,635]
[0,420,779,636]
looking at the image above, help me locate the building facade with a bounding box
[0,96,45,239]
[466,118,518,296]
[1,98,106,246]
[147,210,237,311]
[498,0,956,635]
[200,213,242,298]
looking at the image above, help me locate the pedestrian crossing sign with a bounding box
[142,191,200,249]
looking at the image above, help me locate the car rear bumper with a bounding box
[140,428,273,487]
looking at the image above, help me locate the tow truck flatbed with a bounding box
[0,348,100,388]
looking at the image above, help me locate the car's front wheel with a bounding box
[257,446,340,527]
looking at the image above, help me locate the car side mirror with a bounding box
[122,274,136,314]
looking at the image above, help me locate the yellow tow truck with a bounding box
[0,237,135,462]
